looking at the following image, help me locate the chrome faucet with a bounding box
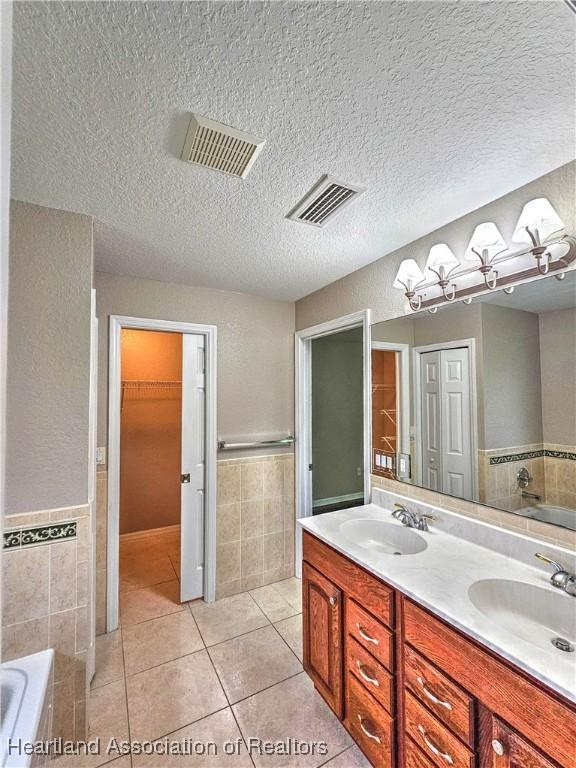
[392,503,434,532]
[535,553,576,597]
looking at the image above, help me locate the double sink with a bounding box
[338,516,575,656]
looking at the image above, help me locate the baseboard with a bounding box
[313,492,364,509]
[119,523,180,542]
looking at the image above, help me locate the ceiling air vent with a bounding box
[181,114,265,179]
[287,175,365,228]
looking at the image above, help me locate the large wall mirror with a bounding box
[370,271,576,532]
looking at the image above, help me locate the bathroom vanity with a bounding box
[299,496,576,768]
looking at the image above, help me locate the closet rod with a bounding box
[218,436,295,451]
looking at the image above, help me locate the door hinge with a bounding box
[181,473,191,484]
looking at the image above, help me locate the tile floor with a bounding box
[65,528,369,768]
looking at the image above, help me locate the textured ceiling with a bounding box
[11,1,575,301]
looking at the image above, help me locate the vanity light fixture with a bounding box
[425,244,460,301]
[512,198,565,275]
[393,259,426,311]
[392,196,574,312]
[464,222,508,290]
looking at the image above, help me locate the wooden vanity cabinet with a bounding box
[302,531,576,768]
[302,561,344,717]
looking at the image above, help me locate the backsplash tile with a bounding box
[371,473,575,550]
[216,453,295,598]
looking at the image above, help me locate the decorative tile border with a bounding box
[545,449,576,461]
[489,450,544,465]
[3,521,77,550]
[489,450,576,465]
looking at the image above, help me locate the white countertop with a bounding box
[299,502,576,703]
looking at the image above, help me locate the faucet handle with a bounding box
[534,552,565,572]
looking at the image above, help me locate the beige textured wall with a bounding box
[482,305,542,449]
[296,161,576,330]
[6,201,93,514]
[95,272,295,458]
[539,307,576,447]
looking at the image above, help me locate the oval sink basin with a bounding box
[339,519,427,555]
[468,579,576,651]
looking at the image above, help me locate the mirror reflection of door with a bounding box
[417,345,474,499]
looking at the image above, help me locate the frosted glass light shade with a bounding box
[512,198,564,246]
[426,244,459,275]
[393,259,425,291]
[464,222,508,264]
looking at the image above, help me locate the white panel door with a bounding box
[181,334,206,602]
[420,351,441,491]
[440,347,472,499]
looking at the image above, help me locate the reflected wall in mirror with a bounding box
[371,271,576,531]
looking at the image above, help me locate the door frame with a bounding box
[412,338,478,501]
[371,341,411,459]
[107,315,217,631]
[87,290,98,680]
[294,310,371,576]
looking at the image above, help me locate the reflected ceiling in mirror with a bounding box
[370,271,576,531]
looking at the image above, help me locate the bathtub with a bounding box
[517,504,576,531]
[1,649,54,768]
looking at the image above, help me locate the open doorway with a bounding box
[107,315,217,631]
[294,310,371,574]
[311,327,365,514]
[119,329,183,605]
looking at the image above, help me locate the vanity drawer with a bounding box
[404,644,474,746]
[405,691,474,768]
[303,532,394,627]
[347,635,394,714]
[346,672,394,768]
[347,598,394,670]
[405,737,437,768]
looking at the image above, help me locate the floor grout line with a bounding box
[269,614,303,664]
[201,628,257,767]
[118,622,133,768]
[96,552,309,764]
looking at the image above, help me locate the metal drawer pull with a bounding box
[356,661,380,687]
[358,716,381,744]
[417,725,454,765]
[356,623,379,645]
[329,596,337,606]
[416,676,453,710]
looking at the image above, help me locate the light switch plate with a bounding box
[397,452,411,479]
[96,447,106,466]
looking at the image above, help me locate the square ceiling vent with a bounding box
[181,114,265,179]
[287,175,365,227]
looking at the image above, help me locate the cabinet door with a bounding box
[482,715,559,768]
[302,561,343,718]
